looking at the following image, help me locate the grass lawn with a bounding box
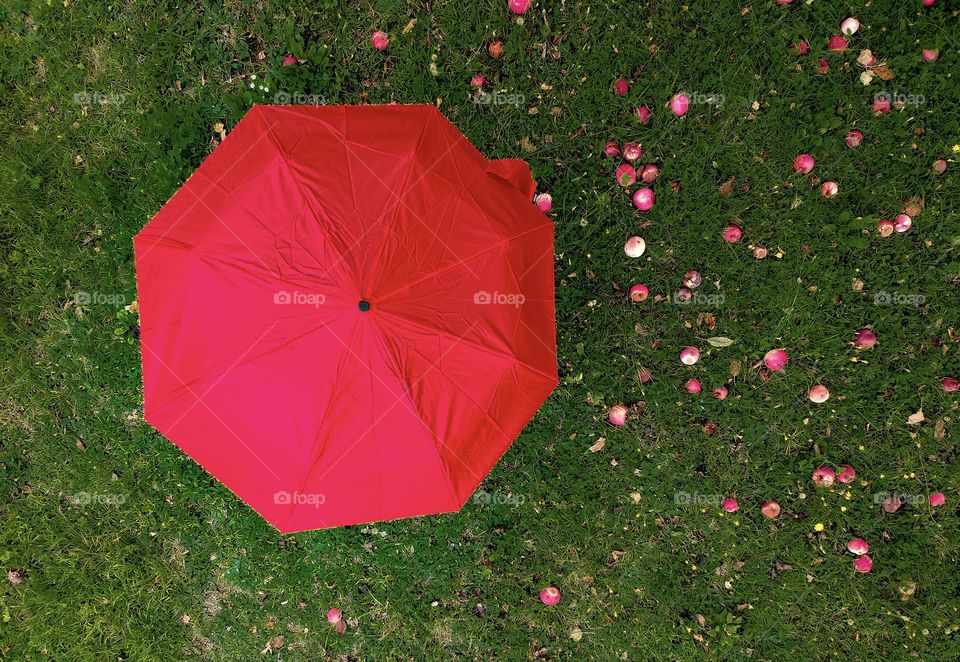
[3,0,960,659]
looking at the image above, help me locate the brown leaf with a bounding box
[906,409,925,426]
[898,579,917,602]
[608,549,627,565]
[719,177,735,197]
[589,438,606,453]
[730,360,741,377]
[874,65,894,81]
[934,418,946,440]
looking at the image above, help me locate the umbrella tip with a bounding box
[358,300,371,312]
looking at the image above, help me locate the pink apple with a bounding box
[847,538,869,555]
[894,214,912,233]
[812,466,836,488]
[508,0,532,14]
[808,384,830,403]
[632,187,655,211]
[828,35,849,54]
[761,500,781,518]
[841,17,860,36]
[614,78,630,96]
[635,105,652,125]
[623,143,642,161]
[630,284,649,302]
[608,405,628,426]
[539,586,561,605]
[853,555,873,573]
[616,163,637,187]
[836,464,857,484]
[793,154,815,174]
[641,163,660,183]
[712,386,729,400]
[723,224,743,243]
[624,236,646,258]
[722,497,739,513]
[534,193,553,213]
[854,329,877,349]
[685,378,702,394]
[873,96,891,114]
[680,347,700,366]
[764,349,789,371]
[942,377,960,392]
[929,492,946,507]
[845,130,863,148]
[821,181,838,198]
[371,31,390,51]
[668,93,689,117]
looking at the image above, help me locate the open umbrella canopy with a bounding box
[134,104,558,532]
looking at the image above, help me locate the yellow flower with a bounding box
[814,522,825,532]
[952,144,960,153]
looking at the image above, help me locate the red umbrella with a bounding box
[134,104,557,532]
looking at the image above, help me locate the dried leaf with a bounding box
[730,360,741,377]
[906,409,925,426]
[719,177,735,197]
[402,18,417,34]
[589,438,606,453]
[875,65,894,81]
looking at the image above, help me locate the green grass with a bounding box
[2,0,960,658]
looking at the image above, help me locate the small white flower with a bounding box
[251,74,257,80]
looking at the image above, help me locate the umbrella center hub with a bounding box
[358,300,371,312]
